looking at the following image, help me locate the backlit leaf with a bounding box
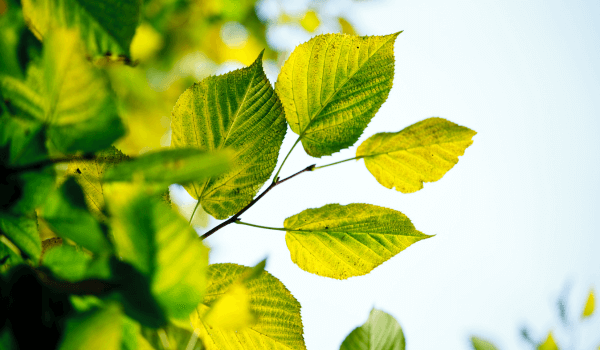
[300,11,320,32]
[0,30,124,153]
[191,263,306,350]
[140,324,204,350]
[58,303,123,350]
[339,309,405,350]
[537,332,559,350]
[471,336,499,350]
[41,244,90,281]
[0,213,40,261]
[356,117,476,193]
[284,203,431,279]
[202,282,256,330]
[275,32,399,157]
[21,0,141,58]
[171,52,287,219]
[582,289,595,319]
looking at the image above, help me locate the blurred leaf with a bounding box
[65,146,130,221]
[300,10,320,32]
[471,336,499,350]
[42,244,90,282]
[0,116,47,166]
[171,52,286,219]
[582,289,595,319]
[203,282,255,331]
[58,303,123,350]
[338,18,357,35]
[275,32,399,157]
[41,178,112,255]
[0,0,25,77]
[106,186,209,320]
[141,324,204,350]
[537,332,559,350]
[0,213,40,261]
[356,117,476,193]
[104,148,231,186]
[339,309,405,350]
[0,29,125,153]
[130,22,164,62]
[191,263,305,350]
[21,0,141,58]
[284,203,431,279]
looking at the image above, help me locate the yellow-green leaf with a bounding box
[471,336,499,350]
[191,263,306,350]
[21,0,141,58]
[65,146,129,220]
[0,213,41,262]
[275,32,399,157]
[300,10,320,32]
[58,303,123,350]
[0,30,124,153]
[356,117,476,193]
[538,332,559,350]
[582,289,595,319]
[203,282,256,330]
[284,203,431,279]
[171,52,286,219]
[339,309,405,350]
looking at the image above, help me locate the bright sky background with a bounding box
[172,0,600,348]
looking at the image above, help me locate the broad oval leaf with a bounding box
[284,203,431,279]
[0,30,124,153]
[171,52,287,219]
[582,289,595,319]
[275,32,399,157]
[340,309,405,350]
[21,0,141,58]
[356,117,476,193]
[191,263,306,350]
[471,336,499,350]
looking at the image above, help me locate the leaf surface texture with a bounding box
[339,309,405,350]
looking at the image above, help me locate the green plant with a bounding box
[0,0,476,349]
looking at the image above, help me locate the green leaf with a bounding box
[65,146,130,221]
[171,52,287,219]
[21,0,141,58]
[0,213,41,262]
[471,336,499,350]
[275,32,399,157]
[42,244,90,281]
[339,309,405,350]
[191,263,306,350]
[106,186,209,320]
[58,303,123,350]
[284,203,431,279]
[103,148,231,185]
[582,289,595,319]
[141,325,204,350]
[0,115,47,166]
[41,177,112,255]
[356,117,476,193]
[0,29,125,153]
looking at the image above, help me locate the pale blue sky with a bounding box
[173,1,600,348]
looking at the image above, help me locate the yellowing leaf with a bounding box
[300,11,320,32]
[191,263,306,350]
[284,203,431,279]
[130,22,164,62]
[21,0,141,57]
[171,52,287,219]
[338,18,357,35]
[275,32,399,157]
[203,282,256,330]
[340,309,405,350]
[356,117,476,193]
[582,289,595,318]
[470,336,499,350]
[538,332,559,350]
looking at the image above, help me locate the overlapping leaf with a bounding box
[471,337,499,350]
[275,32,399,157]
[171,52,287,219]
[191,263,306,350]
[21,0,141,58]
[0,214,41,262]
[284,203,431,279]
[0,30,124,153]
[356,117,476,193]
[340,309,405,350]
[58,303,123,350]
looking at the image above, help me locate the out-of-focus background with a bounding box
[6,0,597,348]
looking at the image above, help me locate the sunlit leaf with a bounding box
[582,289,595,319]
[106,186,209,320]
[203,281,256,331]
[42,244,90,281]
[284,203,431,279]
[338,18,357,35]
[471,336,499,350]
[537,332,559,350]
[58,303,123,350]
[191,263,306,350]
[0,213,40,261]
[0,29,125,153]
[141,324,204,350]
[356,117,476,193]
[171,52,287,219]
[275,32,399,157]
[339,309,405,350]
[21,0,141,58]
[300,10,320,32]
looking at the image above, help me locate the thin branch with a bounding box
[200,164,315,240]
[235,220,287,232]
